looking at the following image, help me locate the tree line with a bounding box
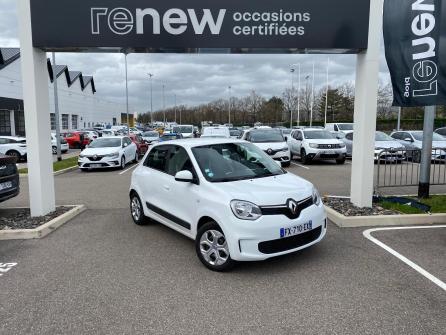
[137,81,446,127]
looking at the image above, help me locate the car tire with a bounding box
[301,149,310,165]
[336,157,345,165]
[6,150,21,160]
[120,156,126,169]
[130,193,148,225]
[282,161,291,167]
[195,221,235,272]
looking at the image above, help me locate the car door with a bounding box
[288,130,298,155]
[294,130,304,155]
[344,132,353,156]
[163,145,199,236]
[123,137,133,161]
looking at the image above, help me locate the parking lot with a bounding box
[1,160,445,334]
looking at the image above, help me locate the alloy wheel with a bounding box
[131,196,141,222]
[199,230,229,266]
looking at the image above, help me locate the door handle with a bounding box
[163,185,170,191]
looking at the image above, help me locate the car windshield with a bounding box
[173,126,193,134]
[304,130,334,139]
[143,131,159,137]
[230,130,242,136]
[249,130,284,143]
[412,131,445,141]
[375,131,394,141]
[89,138,121,148]
[337,124,353,130]
[192,142,285,182]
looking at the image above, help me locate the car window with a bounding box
[391,132,401,140]
[0,138,8,145]
[346,133,353,141]
[145,146,170,172]
[166,146,194,176]
[296,131,303,141]
[437,128,446,136]
[334,125,339,131]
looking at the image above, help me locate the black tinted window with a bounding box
[146,146,170,172]
[437,128,446,136]
[166,146,194,176]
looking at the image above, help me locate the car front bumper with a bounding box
[224,202,327,261]
[306,148,346,161]
[78,156,121,169]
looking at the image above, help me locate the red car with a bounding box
[129,134,148,157]
[61,131,90,149]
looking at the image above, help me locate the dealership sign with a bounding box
[30,0,370,53]
[384,0,446,106]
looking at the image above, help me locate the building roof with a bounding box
[1,47,96,94]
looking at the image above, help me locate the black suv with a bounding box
[0,154,19,203]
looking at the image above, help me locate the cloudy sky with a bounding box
[0,0,391,114]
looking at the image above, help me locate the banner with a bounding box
[30,0,370,53]
[384,0,446,107]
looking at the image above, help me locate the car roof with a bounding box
[153,138,246,148]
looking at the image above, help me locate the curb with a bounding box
[325,205,446,228]
[19,165,78,177]
[0,205,86,240]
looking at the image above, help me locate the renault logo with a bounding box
[267,148,273,155]
[287,199,298,215]
[93,155,98,159]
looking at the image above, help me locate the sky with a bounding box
[0,0,391,114]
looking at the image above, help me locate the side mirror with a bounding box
[403,137,413,142]
[175,170,194,183]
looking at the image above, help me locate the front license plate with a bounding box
[280,221,313,238]
[90,164,102,168]
[0,181,13,191]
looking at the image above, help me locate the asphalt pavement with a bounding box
[0,161,445,334]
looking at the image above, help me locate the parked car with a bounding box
[325,123,354,135]
[101,129,117,137]
[434,127,446,138]
[80,130,99,141]
[141,131,160,144]
[159,133,183,142]
[62,131,90,149]
[0,136,27,160]
[78,136,138,170]
[288,128,346,164]
[129,134,149,157]
[129,127,142,135]
[390,130,446,160]
[342,132,405,162]
[241,128,291,167]
[201,126,230,138]
[172,125,195,138]
[0,154,19,203]
[229,128,243,139]
[51,133,69,154]
[129,138,326,271]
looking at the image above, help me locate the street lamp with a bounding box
[147,73,154,125]
[162,84,166,125]
[228,86,232,125]
[290,63,301,128]
[124,52,129,134]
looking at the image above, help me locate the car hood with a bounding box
[375,141,404,150]
[213,173,313,206]
[251,141,288,150]
[81,147,121,155]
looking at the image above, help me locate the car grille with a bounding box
[0,164,17,178]
[320,153,339,159]
[258,226,322,254]
[318,144,341,149]
[260,196,313,220]
[87,155,104,161]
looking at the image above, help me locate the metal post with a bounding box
[297,64,301,127]
[350,0,383,207]
[124,53,129,133]
[310,62,315,127]
[162,84,166,124]
[290,68,294,128]
[324,57,330,127]
[17,0,55,216]
[148,73,154,125]
[418,106,435,198]
[397,107,401,131]
[228,86,232,125]
[174,94,177,123]
[51,52,62,161]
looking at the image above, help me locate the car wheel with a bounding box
[120,156,126,169]
[336,157,345,164]
[130,193,148,225]
[196,222,235,272]
[6,150,21,160]
[282,161,291,167]
[52,146,57,154]
[301,149,310,165]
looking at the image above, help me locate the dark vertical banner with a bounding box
[383,0,446,107]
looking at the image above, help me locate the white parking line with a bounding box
[119,163,138,175]
[363,225,446,291]
[290,162,310,170]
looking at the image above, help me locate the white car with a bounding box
[172,125,195,138]
[390,130,446,160]
[325,123,354,135]
[129,127,142,135]
[101,129,117,137]
[288,128,346,164]
[141,130,160,144]
[241,128,291,167]
[129,139,326,271]
[51,133,69,154]
[0,136,27,160]
[201,126,230,138]
[78,136,138,170]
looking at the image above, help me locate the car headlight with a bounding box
[104,152,119,158]
[79,154,85,158]
[312,187,321,206]
[230,200,262,221]
[309,143,319,149]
